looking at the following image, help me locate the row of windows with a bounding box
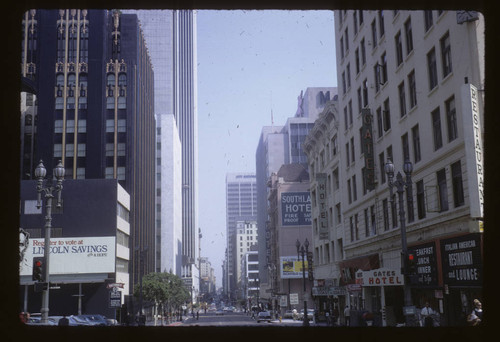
[345,160,464,243]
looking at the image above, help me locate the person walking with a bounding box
[344,305,350,327]
[420,302,435,327]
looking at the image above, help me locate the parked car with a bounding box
[77,314,108,326]
[49,315,91,326]
[283,310,294,319]
[26,316,57,326]
[257,311,272,323]
[216,309,224,316]
[298,309,315,320]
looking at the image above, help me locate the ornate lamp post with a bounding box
[35,160,65,324]
[385,158,414,323]
[296,238,310,327]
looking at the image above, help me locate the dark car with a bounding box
[216,309,224,316]
[257,311,272,323]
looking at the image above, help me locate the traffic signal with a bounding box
[407,253,417,275]
[32,257,45,282]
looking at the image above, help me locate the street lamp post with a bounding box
[296,238,310,327]
[35,160,65,324]
[385,158,414,324]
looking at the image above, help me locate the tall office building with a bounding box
[255,87,336,299]
[20,9,155,302]
[225,173,257,299]
[128,10,199,290]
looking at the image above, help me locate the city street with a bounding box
[148,311,317,327]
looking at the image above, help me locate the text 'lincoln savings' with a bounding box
[281,192,311,226]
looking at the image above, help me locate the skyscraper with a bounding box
[130,10,199,290]
[225,173,257,299]
[20,9,155,305]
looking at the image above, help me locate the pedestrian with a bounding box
[467,299,483,326]
[325,311,331,326]
[344,305,350,326]
[58,315,69,326]
[196,311,199,320]
[420,302,435,327]
[332,306,339,326]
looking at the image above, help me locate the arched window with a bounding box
[118,73,127,86]
[107,73,115,86]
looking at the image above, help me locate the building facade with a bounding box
[235,220,258,298]
[304,10,484,327]
[266,163,312,315]
[20,9,156,306]
[19,179,130,319]
[255,87,337,302]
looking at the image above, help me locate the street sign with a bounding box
[109,287,122,308]
[290,293,299,305]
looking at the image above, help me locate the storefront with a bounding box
[440,233,483,326]
[311,279,346,322]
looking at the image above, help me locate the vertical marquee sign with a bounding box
[316,173,329,240]
[461,83,484,218]
[361,108,375,191]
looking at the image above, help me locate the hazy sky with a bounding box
[197,10,337,287]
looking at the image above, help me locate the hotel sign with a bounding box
[281,192,311,226]
[316,173,329,240]
[361,109,375,191]
[359,268,404,286]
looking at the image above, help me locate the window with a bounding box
[340,37,344,59]
[431,108,443,150]
[408,70,417,108]
[66,120,75,133]
[437,168,449,211]
[331,136,338,156]
[336,203,341,224]
[401,133,409,161]
[354,213,359,240]
[344,106,348,130]
[427,48,438,90]
[440,32,452,77]
[54,144,62,158]
[117,143,126,156]
[106,120,114,133]
[76,167,85,179]
[412,125,421,163]
[106,143,114,157]
[379,152,386,184]
[451,161,465,207]
[333,168,339,190]
[371,19,377,48]
[105,167,114,179]
[344,27,349,52]
[361,38,366,65]
[350,137,355,162]
[362,79,368,107]
[347,179,352,204]
[391,193,398,228]
[346,63,351,89]
[348,100,353,125]
[383,198,389,231]
[77,143,86,157]
[383,98,391,132]
[398,81,406,117]
[346,142,350,166]
[378,11,385,37]
[358,10,364,24]
[445,96,458,142]
[357,87,362,113]
[370,205,377,236]
[352,175,357,202]
[118,119,127,132]
[355,48,360,74]
[54,120,63,133]
[374,64,380,93]
[416,180,426,219]
[353,11,358,35]
[376,107,383,138]
[395,31,403,66]
[380,52,387,84]
[404,17,413,55]
[342,72,346,94]
[65,143,74,157]
[78,119,87,133]
[424,10,433,32]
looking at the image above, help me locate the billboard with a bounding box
[281,192,311,226]
[20,236,116,276]
[280,256,308,279]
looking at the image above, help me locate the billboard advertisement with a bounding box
[281,192,311,226]
[20,236,116,276]
[280,256,308,279]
